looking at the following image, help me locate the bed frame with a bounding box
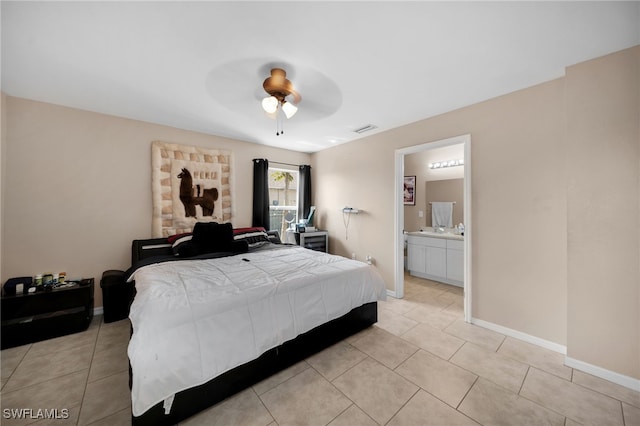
[128,237,378,426]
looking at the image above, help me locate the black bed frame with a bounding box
[129,237,378,426]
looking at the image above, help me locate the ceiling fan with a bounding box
[261,68,301,134]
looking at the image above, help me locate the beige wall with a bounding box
[315,75,568,345]
[1,93,6,278]
[314,46,640,380]
[566,47,639,378]
[1,97,311,307]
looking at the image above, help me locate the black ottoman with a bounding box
[100,270,133,323]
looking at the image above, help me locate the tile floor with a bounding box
[2,274,639,425]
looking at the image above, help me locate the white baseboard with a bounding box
[93,306,104,316]
[407,271,463,288]
[471,317,567,354]
[472,317,640,392]
[386,289,398,299]
[565,356,640,392]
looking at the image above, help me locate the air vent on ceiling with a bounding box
[353,124,378,134]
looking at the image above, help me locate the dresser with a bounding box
[1,278,94,349]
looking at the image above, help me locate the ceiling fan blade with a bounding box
[206,58,341,122]
[288,89,301,104]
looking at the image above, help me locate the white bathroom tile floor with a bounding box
[2,273,639,425]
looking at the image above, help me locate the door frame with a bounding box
[393,134,472,322]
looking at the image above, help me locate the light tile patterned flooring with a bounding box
[2,274,639,425]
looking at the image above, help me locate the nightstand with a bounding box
[1,278,94,349]
[295,231,329,253]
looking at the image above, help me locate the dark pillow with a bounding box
[192,222,234,254]
[170,233,193,256]
[173,240,200,257]
[231,240,249,254]
[267,230,282,244]
[233,227,271,248]
[168,232,192,244]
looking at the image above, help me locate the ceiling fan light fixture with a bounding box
[261,67,301,135]
[262,96,278,114]
[281,100,298,119]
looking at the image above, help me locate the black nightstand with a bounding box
[296,231,329,252]
[1,278,94,349]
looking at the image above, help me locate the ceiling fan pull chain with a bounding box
[276,107,283,136]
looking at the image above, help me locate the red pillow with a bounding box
[167,232,192,244]
[232,227,266,236]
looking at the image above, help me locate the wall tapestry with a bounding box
[151,141,233,237]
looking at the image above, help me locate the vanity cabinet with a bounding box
[427,246,448,280]
[407,235,463,287]
[446,240,464,284]
[407,242,427,274]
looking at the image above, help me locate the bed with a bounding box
[126,224,387,425]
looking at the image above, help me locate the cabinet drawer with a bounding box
[406,236,447,248]
[447,239,464,251]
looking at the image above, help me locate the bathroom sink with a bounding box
[410,230,463,240]
[420,230,455,236]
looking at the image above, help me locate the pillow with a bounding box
[233,226,266,235]
[231,239,249,254]
[192,222,234,254]
[168,232,192,244]
[267,230,282,245]
[233,227,271,248]
[170,233,194,257]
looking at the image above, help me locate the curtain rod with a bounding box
[253,159,310,168]
[270,161,298,167]
[270,161,312,168]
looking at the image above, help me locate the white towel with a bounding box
[432,202,453,227]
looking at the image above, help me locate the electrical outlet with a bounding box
[351,253,356,260]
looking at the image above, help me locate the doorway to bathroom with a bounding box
[394,134,472,322]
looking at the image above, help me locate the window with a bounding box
[268,167,299,236]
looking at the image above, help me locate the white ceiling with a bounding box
[2,1,639,153]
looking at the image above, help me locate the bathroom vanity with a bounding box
[406,228,463,287]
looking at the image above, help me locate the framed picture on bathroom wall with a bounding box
[404,176,416,205]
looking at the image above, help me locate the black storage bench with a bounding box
[100,270,133,323]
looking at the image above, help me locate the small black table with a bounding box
[1,278,94,349]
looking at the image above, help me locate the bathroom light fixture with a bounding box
[429,159,464,169]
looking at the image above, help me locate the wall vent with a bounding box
[353,124,378,134]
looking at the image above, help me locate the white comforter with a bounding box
[127,245,387,416]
